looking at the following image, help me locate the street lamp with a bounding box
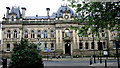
[92,32,96,63]
[115,1,120,68]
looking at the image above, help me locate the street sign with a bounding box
[47,49,49,52]
[104,51,108,56]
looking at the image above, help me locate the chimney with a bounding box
[46,8,50,18]
[21,7,26,18]
[6,7,10,18]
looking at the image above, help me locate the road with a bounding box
[0,58,118,68]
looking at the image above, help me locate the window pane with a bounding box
[113,41,116,49]
[7,44,10,51]
[24,31,28,38]
[37,30,41,38]
[85,42,89,49]
[79,43,83,49]
[51,43,54,50]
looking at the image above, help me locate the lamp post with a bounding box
[115,1,120,68]
[92,32,96,63]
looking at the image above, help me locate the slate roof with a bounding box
[8,6,21,18]
[57,5,75,17]
[24,5,76,19]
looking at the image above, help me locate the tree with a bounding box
[8,38,44,68]
[67,0,120,39]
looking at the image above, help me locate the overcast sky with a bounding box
[0,0,72,40]
[0,0,71,21]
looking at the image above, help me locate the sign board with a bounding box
[47,49,49,52]
[103,51,108,55]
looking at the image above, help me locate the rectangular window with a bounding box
[7,44,10,51]
[62,32,64,38]
[51,43,54,50]
[103,42,106,49]
[113,41,116,49]
[44,43,47,51]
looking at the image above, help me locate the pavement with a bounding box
[0,57,119,68]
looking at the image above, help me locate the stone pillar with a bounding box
[73,30,76,49]
[95,41,98,50]
[48,30,50,38]
[41,30,44,38]
[28,30,31,38]
[60,30,62,49]
[35,30,37,39]
[11,30,13,39]
[89,41,91,50]
[83,41,85,50]
[56,30,59,49]
[76,30,79,49]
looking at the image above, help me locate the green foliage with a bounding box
[67,0,120,39]
[8,38,44,68]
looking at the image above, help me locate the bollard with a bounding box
[90,58,92,65]
[105,60,107,67]
[2,57,7,68]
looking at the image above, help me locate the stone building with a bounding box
[1,5,117,57]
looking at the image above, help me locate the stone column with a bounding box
[60,30,62,49]
[95,41,98,50]
[89,41,91,50]
[83,41,85,50]
[48,30,50,38]
[56,30,59,49]
[76,30,79,49]
[41,30,44,38]
[73,30,76,49]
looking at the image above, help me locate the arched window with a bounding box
[11,16,14,21]
[44,30,47,38]
[85,42,89,49]
[91,42,94,49]
[24,30,28,38]
[51,30,54,38]
[7,44,10,51]
[13,30,17,38]
[7,30,11,38]
[37,30,41,38]
[31,30,34,38]
[51,43,54,50]
[65,30,69,37]
[79,43,83,49]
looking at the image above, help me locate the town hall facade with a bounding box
[1,5,117,57]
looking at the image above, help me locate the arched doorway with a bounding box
[65,43,71,56]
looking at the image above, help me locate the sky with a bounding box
[0,0,72,40]
[0,0,70,21]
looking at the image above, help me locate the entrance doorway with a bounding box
[65,43,71,56]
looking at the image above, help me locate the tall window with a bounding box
[31,30,34,38]
[24,30,28,38]
[51,30,54,38]
[85,42,89,49]
[38,43,41,50]
[103,42,106,49]
[65,30,69,37]
[13,30,17,39]
[102,30,105,37]
[44,43,47,51]
[11,16,14,21]
[37,30,41,38]
[51,43,54,50]
[44,30,47,38]
[113,41,116,49]
[7,30,11,38]
[7,44,10,51]
[62,32,64,38]
[91,42,94,49]
[79,43,83,49]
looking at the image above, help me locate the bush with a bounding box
[8,38,44,68]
